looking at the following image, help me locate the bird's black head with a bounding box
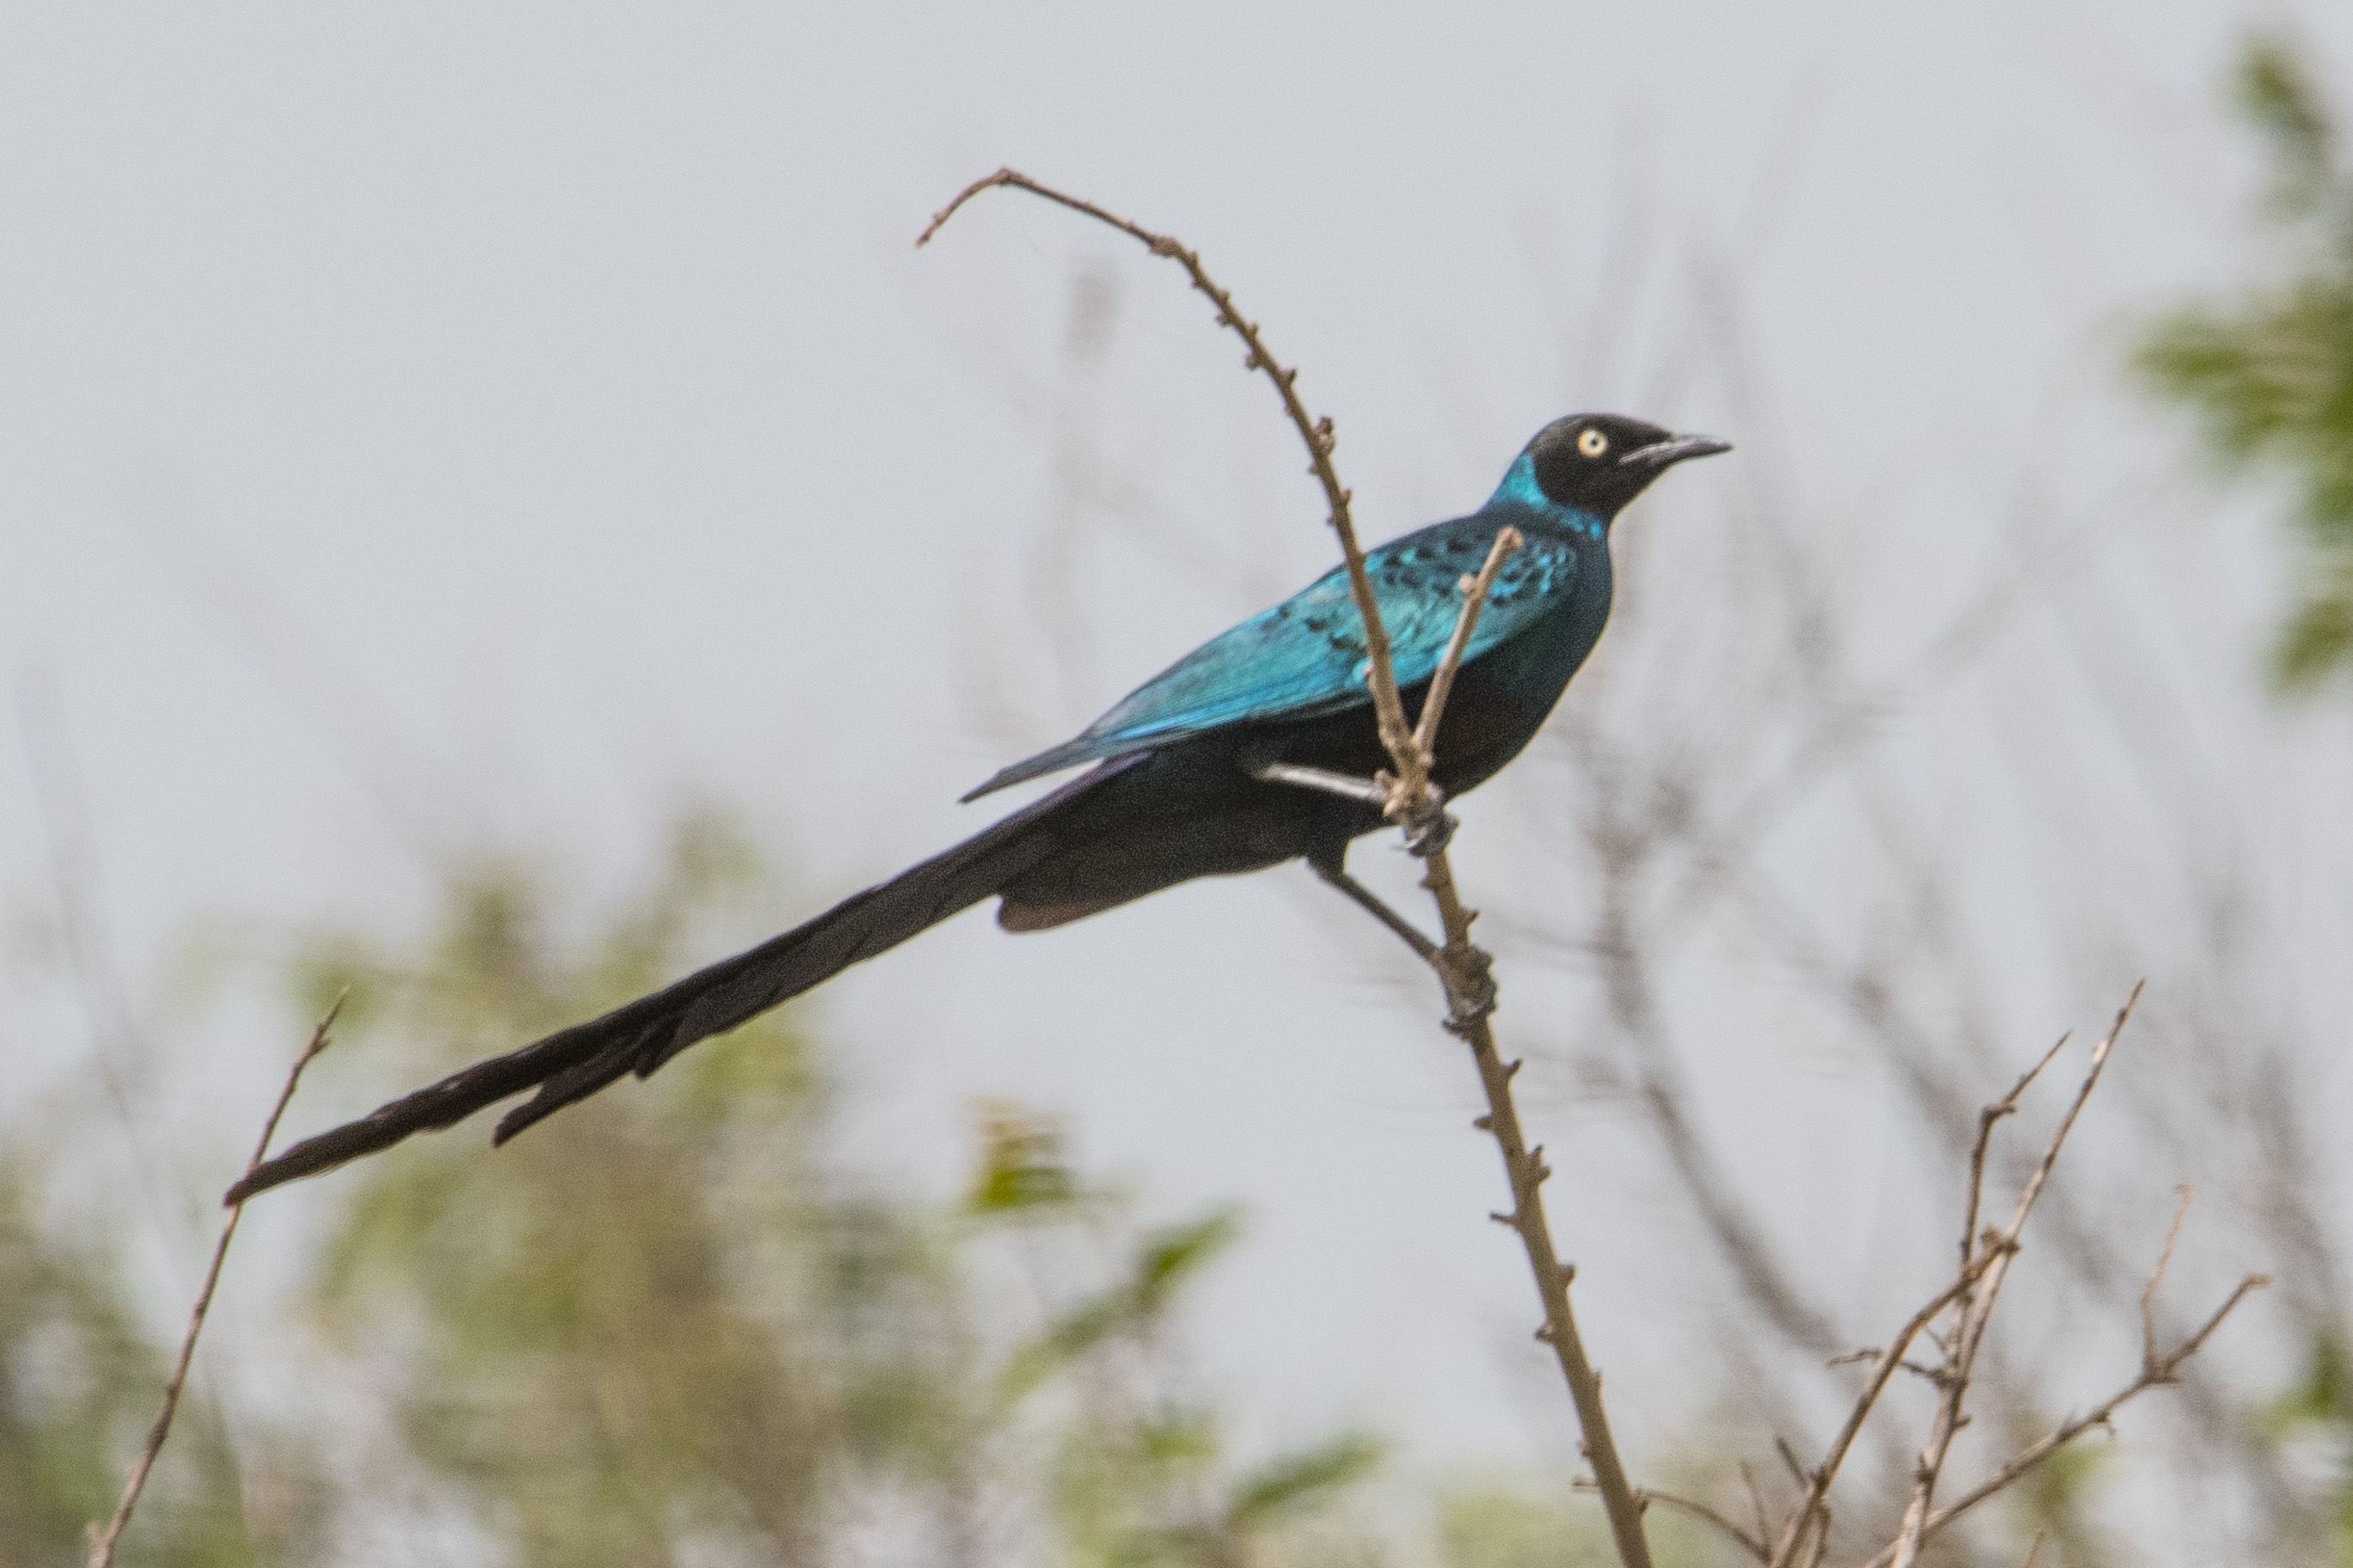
[1522,413,1730,521]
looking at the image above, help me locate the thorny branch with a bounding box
[1632,982,2259,1568]
[87,995,345,1568]
[921,168,1653,1568]
[1860,1272,2267,1568]
[920,169,1417,773]
[1760,1248,2010,1566]
[1886,984,2145,1568]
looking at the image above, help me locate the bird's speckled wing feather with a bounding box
[963,519,1576,800]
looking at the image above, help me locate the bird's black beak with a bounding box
[1620,432,1732,470]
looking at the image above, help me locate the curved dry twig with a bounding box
[88,995,344,1568]
[1673,984,2262,1568]
[1861,1271,2267,1568]
[1887,983,2142,1568]
[921,169,1652,1568]
[1580,1479,1764,1563]
[920,169,1416,775]
[1762,1246,2007,1567]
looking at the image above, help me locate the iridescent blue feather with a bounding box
[963,455,1595,800]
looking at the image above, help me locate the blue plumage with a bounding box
[225,413,1726,1202]
[963,462,1591,799]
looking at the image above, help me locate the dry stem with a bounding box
[920,169,1650,1568]
[1411,526,1525,767]
[1886,982,2142,1568]
[1630,982,2260,1568]
[920,169,1416,773]
[86,995,344,1568]
[1582,1480,1762,1560]
[1749,1023,2080,1567]
[1762,1248,2009,1566]
[1859,1271,2266,1568]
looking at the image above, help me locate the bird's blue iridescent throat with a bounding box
[1491,453,1605,541]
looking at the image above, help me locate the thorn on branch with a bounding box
[917,164,1655,1568]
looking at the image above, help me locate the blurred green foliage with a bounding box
[2,808,1698,1565]
[2259,1329,2353,1565]
[1997,1406,2110,1568]
[1437,1487,1606,1568]
[2137,34,2353,690]
[0,1152,303,1567]
[298,814,875,1565]
[293,810,1390,1567]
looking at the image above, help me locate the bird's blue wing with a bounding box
[963,523,1577,799]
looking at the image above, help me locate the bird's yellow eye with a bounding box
[1577,428,1609,458]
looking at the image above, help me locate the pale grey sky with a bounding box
[6,0,2351,1505]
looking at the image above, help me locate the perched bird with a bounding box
[227,413,1725,1203]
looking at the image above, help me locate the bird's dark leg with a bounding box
[1305,842,1441,966]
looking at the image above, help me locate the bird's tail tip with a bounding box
[961,741,1108,802]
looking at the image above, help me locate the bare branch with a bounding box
[1579,1480,1767,1564]
[1797,1504,1831,1568]
[1861,1274,2268,1568]
[88,994,345,1568]
[919,169,1417,772]
[1999,984,2142,1248]
[1453,984,1652,1568]
[1888,983,2142,1568]
[924,170,1652,1568]
[1962,1032,2071,1275]
[1411,531,1654,1568]
[1409,528,1525,768]
[1767,1246,2007,1567]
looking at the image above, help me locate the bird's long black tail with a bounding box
[226,760,1134,1204]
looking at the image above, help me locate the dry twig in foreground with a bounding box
[1618,983,2263,1567]
[921,168,1654,1568]
[86,995,345,1568]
